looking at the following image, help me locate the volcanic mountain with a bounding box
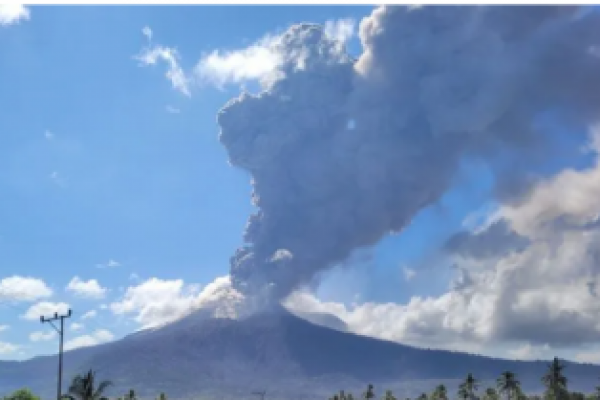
[2,308,599,399]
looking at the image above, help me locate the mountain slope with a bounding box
[1,309,599,399]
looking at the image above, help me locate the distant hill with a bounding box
[1,308,599,399]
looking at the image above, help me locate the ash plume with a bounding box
[217,6,600,308]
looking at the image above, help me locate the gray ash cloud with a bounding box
[217,6,600,307]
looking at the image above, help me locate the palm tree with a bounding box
[483,388,499,400]
[124,390,136,400]
[63,370,111,400]
[364,385,376,400]
[514,387,528,400]
[383,390,397,400]
[432,385,448,400]
[458,387,470,400]
[497,371,521,400]
[460,373,479,400]
[542,357,568,400]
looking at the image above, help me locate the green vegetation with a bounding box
[2,388,40,400]
[62,369,112,400]
[330,358,599,400]
[4,356,600,400]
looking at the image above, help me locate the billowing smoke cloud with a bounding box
[217,6,600,307]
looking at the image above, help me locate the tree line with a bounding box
[330,358,600,400]
[2,357,599,400]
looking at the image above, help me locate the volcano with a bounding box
[2,308,599,399]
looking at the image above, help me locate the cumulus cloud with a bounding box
[66,277,107,299]
[29,330,56,342]
[110,278,201,328]
[64,329,114,351]
[0,325,8,332]
[0,4,29,26]
[110,276,243,329]
[135,29,190,97]
[323,18,356,44]
[0,277,53,303]
[81,310,97,320]
[22,302,70,321]
[0,341,18,355]
[194,34,282,88]
[284,290,488,353]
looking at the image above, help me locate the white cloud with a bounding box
[194,34,282,88]
[96,259,121,268]
[22,302,70,321]
[29,330,56,342]
[142,26,152,41]
[0,341,18,354]
[135,36,190,96]
[66,277,107,299]
[0,325,8,332]
[323,18,356,44]
[44,130,54,140]
[81,310,97,320]
[575,349,600,364]
[284,290,488,353]
[193,275,244,318]
[110,278,200,328]
[402,266,416,281]
[507,343,551,361]
[285,144,600,358]
[195,19,354,89]
[0,4,29,26]
[110,275,243,329]
[0,276,53,303]
[64,329,114,351]
[70,322,84,331]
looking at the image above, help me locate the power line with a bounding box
[41,309,72,400]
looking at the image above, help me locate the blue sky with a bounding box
[2,4,600,364]
[0,4,393,360]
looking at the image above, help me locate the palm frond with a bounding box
[93,381,113,400]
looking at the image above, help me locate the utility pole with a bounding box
[41,309,72,400]
[252,390,267,400]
